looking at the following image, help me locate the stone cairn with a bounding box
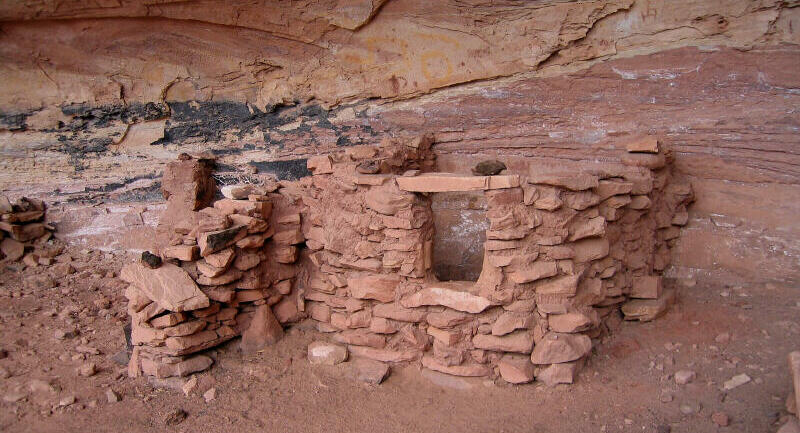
[124,155,305,378]
[0,195,58,265]
[123,135,694,386]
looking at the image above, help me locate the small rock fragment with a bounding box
[59,395,77,407]
[105,388,121,403]
[674,370,695,385]
[164,409,188,426]
[182,376,198,396]
[348,358,390,384]
[141,251,162,269]
[723,373,751,390]
[203,387,216,402]
[711,412,729,427]
[472,160,507,176]
[307,341,348,365]
[78,362,97,377]
[679,400,701,415]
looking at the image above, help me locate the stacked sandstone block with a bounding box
[123,155,306,378]
[296,135,693,385]
[0,195,57,264]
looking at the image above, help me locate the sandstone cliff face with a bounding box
[0,0,798,284]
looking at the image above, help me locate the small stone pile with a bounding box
[0,195,58,265]
[123,155,305,378]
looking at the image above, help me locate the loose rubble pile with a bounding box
[122,134,694,386]
[123,155,305,378]
[0,195,58,266]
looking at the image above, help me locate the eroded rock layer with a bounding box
[1,1,799,284]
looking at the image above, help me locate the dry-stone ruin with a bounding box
[122,133,693,385]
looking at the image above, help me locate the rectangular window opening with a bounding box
[431,191,488,282]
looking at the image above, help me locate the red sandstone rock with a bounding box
[235,232,272,249]
[548,311,598,333]
[568,216,606,241]
[121,262,209,312]
[372,303,426,323]
[572,238,610,263]
[163,245,198,262]
[426,310,471,328]
[150,312,187,329]
[347,358,390,385]
[472,331,534,354]
[272,227,304,245]
[0,238,24,261]
[368,317,397,334]
[161,158,216,212]
[498,354,535,384]
[240,305,283,354]
[427,326,460,346]
[527,172,598,191]
[535,275,579,296]
[595,180,634,200]
[333,329,386,348]
[492,312,534,336]
[364,187,413,215]
[233,251,261,271]
[621,288,675,321]
[307,155,334,174]
[213,199,271,217]
[624,136,660,154]
[630,276,663,299]
[790,351,800,418]
[228,214,269,234]
[196,268,242,286]
[421,356,489,377]
[348,346,419,363]
[198,225,247,257]
[530,332,592,364]
[163,320,207,338]
[536,359,584,386]
[509,261,559,284]
[140,354,213,379]
[347,274,400,303]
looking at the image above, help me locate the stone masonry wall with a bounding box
[121,134,692,384]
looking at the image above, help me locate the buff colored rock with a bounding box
[401,285,492,314]
[120,262,209,312]
[307,341,348,365]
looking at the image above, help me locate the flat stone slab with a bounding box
[121,263,209,312]
[396,173,519,192]
[401,282,491,314]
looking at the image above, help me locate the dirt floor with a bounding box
[0,246,797,433]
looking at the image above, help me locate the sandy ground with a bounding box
[0,247,797,433]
